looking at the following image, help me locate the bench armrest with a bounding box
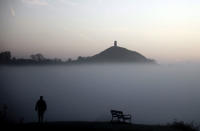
[123,114,132,117]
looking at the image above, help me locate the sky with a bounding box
[0,0,200,63]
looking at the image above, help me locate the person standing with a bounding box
[35,96,47,123]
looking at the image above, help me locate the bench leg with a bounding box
[117,118,120,122]
[121,118,127,123]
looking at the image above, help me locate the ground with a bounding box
[1,121,184,131]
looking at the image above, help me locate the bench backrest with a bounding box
[110,110,123,117]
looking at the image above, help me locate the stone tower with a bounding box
[114,41,117,47]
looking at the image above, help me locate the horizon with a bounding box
[1,42,199,65]
[1,0,200,64]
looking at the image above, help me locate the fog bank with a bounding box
[0,64,200,124]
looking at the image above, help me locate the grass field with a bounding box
[1,121,198,131]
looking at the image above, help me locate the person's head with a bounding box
[40,96,43,100]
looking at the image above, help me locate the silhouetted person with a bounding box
[35,96,47,123]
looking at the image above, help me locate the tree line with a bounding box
[0,51,81,65]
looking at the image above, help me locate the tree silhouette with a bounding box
[0,51,11,64]
[30,53,45,62]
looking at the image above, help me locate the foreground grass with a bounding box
[1,121,198,131]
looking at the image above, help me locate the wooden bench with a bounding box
[110,110,132,123]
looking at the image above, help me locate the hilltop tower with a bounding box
[114,41,117,47]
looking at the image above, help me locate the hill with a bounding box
[76,41,156,64]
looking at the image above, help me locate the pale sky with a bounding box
[0,0,200,63]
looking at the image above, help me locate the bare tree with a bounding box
[30,53,46,61]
